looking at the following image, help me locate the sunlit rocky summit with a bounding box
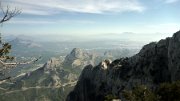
[63,48,96,69]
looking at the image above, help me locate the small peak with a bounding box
[71,48,82,53]
[43,57,60,70]
[67,48,87,60]
[172,30,180,40]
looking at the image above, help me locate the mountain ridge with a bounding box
[66,30,180,101]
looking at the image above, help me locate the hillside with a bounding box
[0,57,77,101]
[0,48,111,101]
[66,30,180,101]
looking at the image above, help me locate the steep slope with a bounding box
[62,48,97,75]
[12,58,76,88]
[66,30,180,101]
[0,48,98,101]
[0,58,78,101]
[0,48,100,101]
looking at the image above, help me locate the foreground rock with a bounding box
[66,30,180,101]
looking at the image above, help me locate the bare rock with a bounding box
[66,30,180,101]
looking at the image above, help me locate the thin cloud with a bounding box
[7,18,95,24]
[7,19,55,24]
[164,0,179,3]
[3,0,145,15]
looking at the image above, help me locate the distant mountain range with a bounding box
[0,47,130,101]
[0,33,151,101]
[0,41,143,101]
[9,38,42,48]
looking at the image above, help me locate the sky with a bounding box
[0,0,180,42]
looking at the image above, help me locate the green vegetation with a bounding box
[0,41,14,60]
[123,85,158,101]
[104,94,119,101]
[0,1,21,80]
[157,81,180,101]
[123,81,180,101]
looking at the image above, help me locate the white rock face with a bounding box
[63,48,96,69]
[100,59,112,70]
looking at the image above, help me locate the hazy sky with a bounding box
[1,0,180,42]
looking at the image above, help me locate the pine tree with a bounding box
[0,1,21,79]
[0,0,20,61]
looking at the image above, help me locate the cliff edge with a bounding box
[66,30,180,101]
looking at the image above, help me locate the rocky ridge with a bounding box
[66,30,180,101]
[0,57,78,101]
[0,47,102,101]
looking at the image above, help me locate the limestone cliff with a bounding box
[66,30,180,101]
[63,48,96,69]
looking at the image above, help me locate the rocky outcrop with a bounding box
[66,30,180,101]
[44,57,61,71]
[63,48,96,69]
